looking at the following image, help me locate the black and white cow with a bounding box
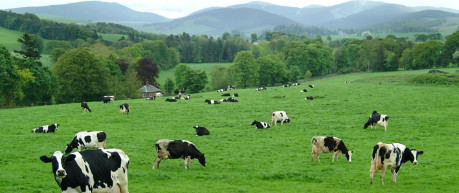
[204,99,220,104]
[271,111,290,125]
[221,93,231,96]
[308,84,315,88]
[370,142,424,184]
[120,103,130,114]
[146,96,156,100]
[291,83,300,86]
[364,111,389,131]
[81,102,91,112]
[233,93,239,97]
[217,88,227,92]
[193,126,210,136]
[183,95,191,100]
[256,86,266,91]
[300,89,308,92]
[64,131,107,154]
[102,96,114,103]
[40,149,129,193]
[152,139,206,169]
[220,97,238,102]
[165,98,177,102]
[251,120,271,129]
[283,84,290,87]
[31,123,59,133]
[305,96,314,100]
[311,136,353,163]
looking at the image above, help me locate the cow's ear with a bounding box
[418,151,424,155]
[65,154,76,162]
[40,156,52,163]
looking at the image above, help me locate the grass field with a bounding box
[0,68,458,193]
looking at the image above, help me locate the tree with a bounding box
[0,45,22,106]
[174,63,192,91]
[440,31,459,66]
[210,66,230,90]
[14,33,41,62]
[183,70,208,93]
[230,51,258,88]
[163,77,175,96]
[135,57,159,86]
[53,48,110,103]
[411,41,444,70]
[257,55,288,86]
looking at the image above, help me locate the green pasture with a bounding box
[0,69,458,192]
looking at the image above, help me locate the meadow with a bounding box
[0,68,458,193]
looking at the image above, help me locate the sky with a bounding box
[1,0,458,18]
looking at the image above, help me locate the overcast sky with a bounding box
[1,0,458,18]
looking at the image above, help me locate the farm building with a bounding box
[139,85,163,98]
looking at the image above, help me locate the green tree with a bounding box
[257,55,288,86]
[411,41,444,70]
[163,77,175,96]
[210,65,230,90]
[53,48,110,103]
[183,70,208,93]
[399,48,413,70]
[440,31,459,66]
[0,45,22,106]
[174,63,192,91]
[230,51,258,88]
[14,33,41,62]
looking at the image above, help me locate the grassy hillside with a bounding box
[0,68,458,192]
[0,27,23,51]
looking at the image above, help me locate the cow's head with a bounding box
[40,151,75,180]
[198,154,206,167]
[346,151,353,163]
[284,119,291,123]
[411,149,424,165]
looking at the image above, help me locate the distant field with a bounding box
[99,33,125,42]
[0,27,23,51]
[0,68,458,192]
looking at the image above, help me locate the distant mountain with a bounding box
[6,1,169,23]
[146,7,299,36]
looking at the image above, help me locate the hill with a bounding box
[0,69,458,192]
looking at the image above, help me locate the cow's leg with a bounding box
[332,152,337,162]
[184,157,189,169]
[311,150,315,161]
[152,157,161,170]
[391,169,397,183]
[317,153,321,162]
[380,168,386,185]
[370,161,376,184]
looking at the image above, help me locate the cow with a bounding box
[31,123,59,133]
[251,120,270,129]
[233,93,239,97]
[152,139,206,169]
[102,96,114,103]
[40,149,129,193]
[183,95,191,100]
[221,93,231,96]
[204,99,220,104]
[193,126,210,136]
[81,102,91,112]
[256,86,266,91]
[120,103,130,114]
[283,84,290,87]
[221,97,238,102]
[308,84,315,88]
[291,83,300,86]
[165,98,177,102]
[271,111,290,126]
[300,89,308,92]
[217,88,227,92]
[305,96,314,100]
[228,85,235,90]
[64,131,107,154]
[370,142,424,184]
[364,111,389,131]
[311,136,353,163]
[146,96,156,100]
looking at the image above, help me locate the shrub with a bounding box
[409,73,459,86]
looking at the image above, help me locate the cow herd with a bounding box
[32,83,424,192]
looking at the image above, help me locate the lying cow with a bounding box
[102,96,114,103]
[152,139,206,169]
[165,98,177,102]
[251,120,271,129]
[300,89,307,92]
[305,96,314,100]
[308,84,315,88]
[204,99,220,104]
[256,86,266,91]
[81,102,91,112]
[193,126,210,136]
[64,131,107,154]
[31,123,59,133]
[40,149,129,193]
[120,103,130,114]
[311,136,353,163]
[364,111,389,131]
[370,142,423,184]
[271,111,290,125]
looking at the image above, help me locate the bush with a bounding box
[409,73,459,86]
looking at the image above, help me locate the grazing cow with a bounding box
[311,136,353,163]
[64,131,107,154]
[251,120,270,129]
[305,96,314,100]
[271,111,290,125]
[40,149,129,193]
[370,142,424,184]
[81,102,91,112]
[120,103,130,114]
[152,139,206,169]
[256,86,266,91]
[193,126,210,136]
[283,84,290,87]
[300,89,308,92]
[364,111,389,131]
[233,93,239,97]
[221,93,231,96]
[308,84,315,88]
[31,123,59,133]
[204,99,220,104]
[165,98,177,102]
